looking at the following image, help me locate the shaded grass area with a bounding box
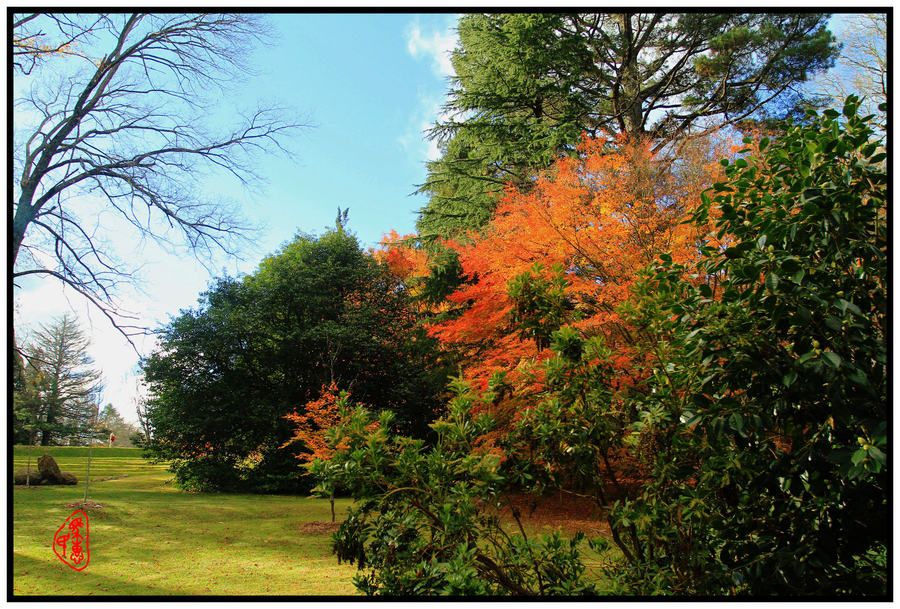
[12,446,357,596]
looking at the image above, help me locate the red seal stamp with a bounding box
[53,510,90,571]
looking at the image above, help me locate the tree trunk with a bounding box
[25,444,33,488]
[618,13,644,136]
[41,424,52,446]
[83,404,99,504]
[11,192,34,270]
[83,440,94,504]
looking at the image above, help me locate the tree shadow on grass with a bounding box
[12,551,184,597]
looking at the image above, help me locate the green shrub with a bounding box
[309,382,599,596]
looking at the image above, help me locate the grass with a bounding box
[12,446,620,597]
[12,446,358,596]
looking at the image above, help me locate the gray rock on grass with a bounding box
[14,454,78,485]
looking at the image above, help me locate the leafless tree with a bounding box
[12,13,306,348]
[815,13,887,131]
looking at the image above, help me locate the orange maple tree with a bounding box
[282,382,349,463]
[283,382,381,521]
[283,381,383,461]
[425,134,729,423]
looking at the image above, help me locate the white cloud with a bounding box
[397,92,449,163]
[406,16,457,78]
[399,16,460,164]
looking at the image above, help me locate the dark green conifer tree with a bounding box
[417,12,838,238]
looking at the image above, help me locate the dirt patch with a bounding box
[93,474,129,482]
[64,500,105,512]
[493,453,651,536]
[495,492,610,536]
[299,521,340,534]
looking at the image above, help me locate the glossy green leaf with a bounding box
[822,351,841,368]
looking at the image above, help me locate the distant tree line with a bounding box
[13,314,145,447]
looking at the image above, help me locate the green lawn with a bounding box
[12,446,358,596]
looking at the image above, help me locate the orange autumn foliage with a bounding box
[372,230,458,319]
[372,230,428,283]
[428,135,728,399]
[282,382,350,463]
[283,382,380,464]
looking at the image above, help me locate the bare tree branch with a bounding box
[12,13,106,75]
[13,13,309,349]
[810,13,886,132]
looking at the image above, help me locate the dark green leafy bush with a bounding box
[142,226,450,493]
[613,96,887,595]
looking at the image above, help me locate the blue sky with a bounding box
[231,13,459,251]
[13,13,460,423]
